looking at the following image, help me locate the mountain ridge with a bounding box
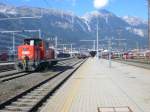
[0,3,148,49]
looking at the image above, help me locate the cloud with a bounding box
[93,0,109,9]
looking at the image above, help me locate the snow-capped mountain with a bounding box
[122,16,147,38]
[125,27,145,37]
[0,3,148,48]
[122,16,147,26]
[0,3,17,14]
[83,9,116,21]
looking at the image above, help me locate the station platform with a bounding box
[41,58,150,112]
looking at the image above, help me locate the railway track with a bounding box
[0,58,86,112]
[0,72,31,83]
[0,71,21,79]
[113,59,150,69]
[0,69,15,73]
[0,63,15,73]
[0,58,73,74]
[0,58,75,83]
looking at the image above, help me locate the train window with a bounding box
[24,39,42,46]
[24,40,30,45]
[39,41,42,47]
[35,40,42,47]
[45,41,49,49]
[30,40,34,46]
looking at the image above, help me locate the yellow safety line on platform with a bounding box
[61,79,81,112]
[60,60,88,112]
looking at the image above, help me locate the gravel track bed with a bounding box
[0,58,79,104]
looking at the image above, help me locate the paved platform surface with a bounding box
[41,58,150,112]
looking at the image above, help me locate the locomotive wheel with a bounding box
[41,62,49,71]
[15,62,24,72]
[36,62,49,71]
[29,65,37,72]
[51,61,58,66]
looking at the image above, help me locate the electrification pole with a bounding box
[55,36,58,58]
[96,18,99,58]
[39,29,41,39]
[148,0,150,49]
[70,44,73,58]
[63,44,65,53]
[12,32,15,61]
[93,40,96,51]
[108,38,112,68]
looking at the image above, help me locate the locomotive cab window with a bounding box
[30,40,34,46]
[34,39,42,47]
[24,40,30,45]
[24,39,42,46]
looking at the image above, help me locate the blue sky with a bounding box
[1,0,148,20]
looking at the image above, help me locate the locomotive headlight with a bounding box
[22,48,30,55]
[22,51,30,55]
[22,55,25,58]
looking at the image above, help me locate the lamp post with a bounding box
[96,17,99,58]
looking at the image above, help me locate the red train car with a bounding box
[0,53,8,62]
[16,38,57,72]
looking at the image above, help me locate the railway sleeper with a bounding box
[0,59,85,112]
[12,102,37,106]
[4,106,31,111]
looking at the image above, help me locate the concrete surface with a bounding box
[40,58,150,112]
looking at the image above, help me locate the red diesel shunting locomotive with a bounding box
[16,38,57,72]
